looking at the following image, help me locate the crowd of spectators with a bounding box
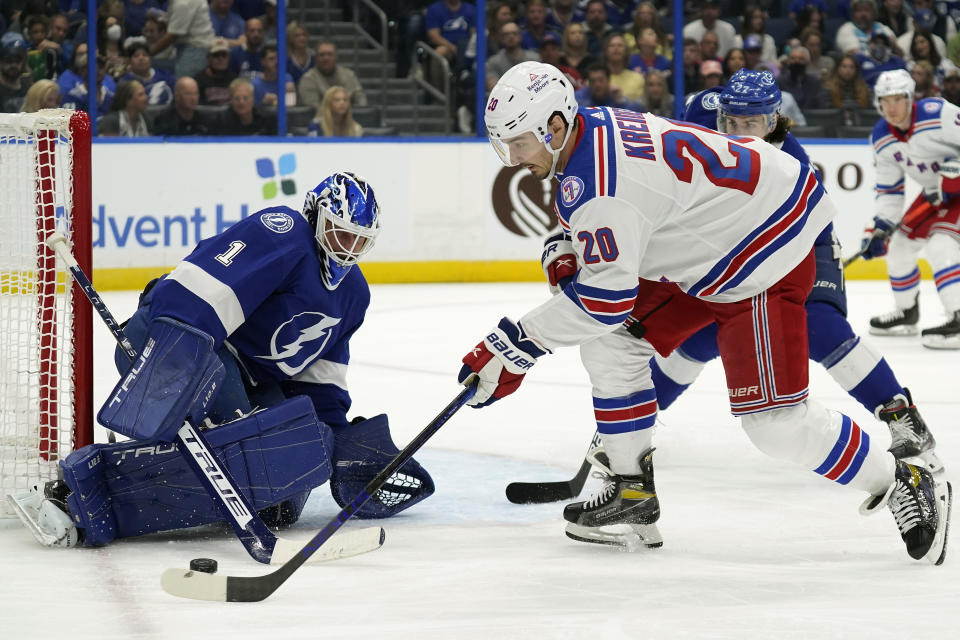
[7,1,960,136]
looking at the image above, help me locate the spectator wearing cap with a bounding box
[193,37,237,105]
[120,42,175,105]
[538,30,583,89]
[732,5,778,65]
[835,0,898,55]
[605,33,645,103]
[699,59,724,90]
[151,0,215,79]
[778,45,827,109]
[899,10,949,61]
[0,44,30,112]
[941,62,960,106]
[298,40,367,110]
[682,0,737,58]
[914,0,957,45]
[743,34,780,76]
[574,63,643,111]
[486,22,540,91]
[855,29,906,86]
[583,0,615,56]
[209,0,246,44]
[629,27,671,77]
[229,17,265,78]
[152,76,212,136]
[520,0,561,51]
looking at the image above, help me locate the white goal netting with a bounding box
[0,109,91,513]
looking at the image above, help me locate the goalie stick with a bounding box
[505,431,601,504]
[160,376,478,602]
[45,232,384,565]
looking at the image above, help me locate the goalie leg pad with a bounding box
[331,414,435,519]
[98,317,225,442]
[61,395,333,546]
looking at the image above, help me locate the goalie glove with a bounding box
[541,231,577,294]
[458,318,548,407]
[860,216,895,260]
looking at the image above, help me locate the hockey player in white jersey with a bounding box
[458,61,951,563]
[862,69,960,348]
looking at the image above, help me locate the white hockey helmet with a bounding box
[873,69,915,113]
[485,61,578,180]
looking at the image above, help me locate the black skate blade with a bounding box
[928,481,952,566]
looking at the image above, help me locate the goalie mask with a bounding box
[485,61,578,180]
[717,69,781,138]
[302,172,381,290]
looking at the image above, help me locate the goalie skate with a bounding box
[563,448,662,549]
[869,295,919,336]
[7,480,80,548]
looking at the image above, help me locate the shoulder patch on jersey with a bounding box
[924,101,939,113]
[260,211,295,233]
[701,91,720,111]
[560,176,585,206]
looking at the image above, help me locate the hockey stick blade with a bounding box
[45,232,378,566]
[161,378,478,602]
[505,432,600,504]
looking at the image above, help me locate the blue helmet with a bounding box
[302,171,381,290]
[717,69,781,135]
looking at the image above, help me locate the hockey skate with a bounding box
[869,294,919,336]
[563,448,662,549]
[6,480,80,548]
[860,461,952,565]
[876,389,943,475]
[920,310,960,350]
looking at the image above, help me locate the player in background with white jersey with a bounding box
[640,70,940,475]
[14,172,435,549]
[862,69,960,349]
[458,61,951,563]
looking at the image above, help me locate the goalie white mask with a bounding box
[485,61,578,180]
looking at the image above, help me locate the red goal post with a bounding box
[0,109,93,512]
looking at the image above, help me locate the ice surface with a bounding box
[1,281,957,639]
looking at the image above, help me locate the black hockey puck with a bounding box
[189,558,218,574]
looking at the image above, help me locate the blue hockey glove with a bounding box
[859,217,895,260]
[98,317,225,442]
[458,318,548,407]
[541,232,577,294]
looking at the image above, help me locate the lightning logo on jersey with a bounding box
[257,312,342,376]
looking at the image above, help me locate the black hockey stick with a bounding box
[45,232,384,565]
[505,431,600,504]
[160,376,478,602]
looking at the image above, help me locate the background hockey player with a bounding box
[615,70,940,475]
[861,69,960,349]
[15,172,434,548]
[459,61,951,564]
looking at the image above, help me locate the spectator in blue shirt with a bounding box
[520,0,561,51]
[120,41,174,105]
[629,26,672,77]
[209,0,246,44]
[58,44,116,116]
[425,0,476,66]
[285,21,313,85]
[252,43,294,106]
[856,30,906,86]
[229,17,265,78]
[124,0,161,36]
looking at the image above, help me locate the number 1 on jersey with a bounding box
[215,241,246,266]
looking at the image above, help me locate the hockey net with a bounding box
[0,109,92,514]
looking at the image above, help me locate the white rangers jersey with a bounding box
[871,97,960,224]
[520,107,836,351]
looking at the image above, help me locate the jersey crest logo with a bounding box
[701,92,720,111]
[560,176,585,206]
[256,312,341,376]
[260,212,295,233]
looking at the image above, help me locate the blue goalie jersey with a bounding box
[146,206,369,428]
